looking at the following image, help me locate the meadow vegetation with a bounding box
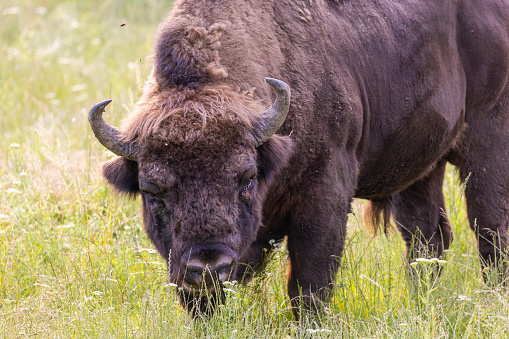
[1,1,508,337]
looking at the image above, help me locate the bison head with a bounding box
[89,78,292,315]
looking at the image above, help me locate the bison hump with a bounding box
[154,24,229,89]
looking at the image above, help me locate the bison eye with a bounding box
[238,167,256,200]
[146,192,158,199]
[244,178,254,191]
[239,178,254,200]
[139,179,163,198]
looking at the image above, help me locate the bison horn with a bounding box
[252,78,291,147]
[88,99,141,161]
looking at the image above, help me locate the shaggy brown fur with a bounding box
[121,85,260,143]
[363,198,393,235]
[95,0,509,318]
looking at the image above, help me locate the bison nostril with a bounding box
[214,262,233,283]
[183,264,206,286]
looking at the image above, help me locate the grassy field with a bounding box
[1,1,509,338]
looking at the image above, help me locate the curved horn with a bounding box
[88,100,140,161]
[252,78,291,148]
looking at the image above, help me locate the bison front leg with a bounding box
[456,142,509,283]
[285,176,352,319]
[450,96,509,283]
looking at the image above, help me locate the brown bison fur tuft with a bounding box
[363,198,394,236]
[120,85,263,144]
[154,21,229,89]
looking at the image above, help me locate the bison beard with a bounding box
[89,0,509,319]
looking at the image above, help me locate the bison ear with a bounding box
[256,134,294,187]
[102,156,139,195]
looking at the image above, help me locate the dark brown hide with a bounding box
[93,0,509,318]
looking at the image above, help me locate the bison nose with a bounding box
[182,259,233,288]
[182,255,234,289]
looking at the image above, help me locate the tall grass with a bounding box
[1,1,508,337]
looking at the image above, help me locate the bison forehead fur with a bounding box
[91,0,509,319]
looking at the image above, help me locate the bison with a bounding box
[89,0,509,317]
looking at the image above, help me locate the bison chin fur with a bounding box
[178,288,226,319]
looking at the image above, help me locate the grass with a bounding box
[1,1,509,337]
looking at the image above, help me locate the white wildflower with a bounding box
[135,248,158,254]
[415,258,434,263]
[3,7,20,15]
[70,84,87,92]
[58,58,74,64]
[6,188,22,194]
[76,93,88,102]
[9,143,20,148]
[57,223,74,229]
[34,7,47,15]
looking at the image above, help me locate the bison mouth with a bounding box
[177,272,229,318]
[180,271,232,295]
[177,279,229,317]
[171,243,237,315]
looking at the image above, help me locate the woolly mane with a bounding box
[120,84,264,143]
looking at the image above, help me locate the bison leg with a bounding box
[392,159,453,262]
[285,178,352,319]
[449,95,509,283]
